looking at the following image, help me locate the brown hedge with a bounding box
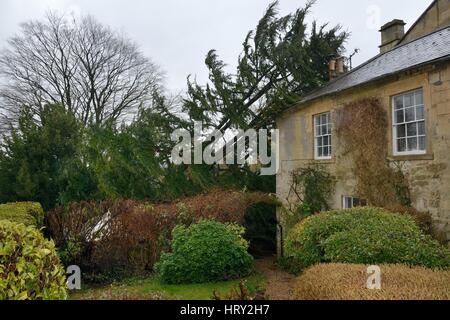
[292,264,450,300]
[47,190,277,279]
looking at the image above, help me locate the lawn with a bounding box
[70,273,266,300]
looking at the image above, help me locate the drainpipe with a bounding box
[277,222,284,258]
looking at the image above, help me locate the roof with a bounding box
[297,26,450,105]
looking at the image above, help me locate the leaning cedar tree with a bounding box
[335,97,411,207]
[183,0,348,132]
[0,12,162,128]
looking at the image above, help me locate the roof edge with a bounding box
[285,54,450,114]
[293,24,450,107]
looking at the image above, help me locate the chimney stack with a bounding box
[329,56,347,80]
[379,19,406,53]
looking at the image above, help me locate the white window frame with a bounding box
[392,89,427,156]
[314,112,332,160]
[342,196,366,209]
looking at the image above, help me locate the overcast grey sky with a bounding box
[0,0,432,93]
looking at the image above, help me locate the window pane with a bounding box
[323,136,329,146]
[315,112,331,158]
[394,96,403,110]
[397,124,406,138]
[415,90,423,105]
[353,198,360,207]
[407,137,418,151]
[346,197,352,209]
[407,123,417,137]
[404,93,414,107]
[416,105,425,120]
[419,136,426,151]
[418,121,425,136]
[405,107,415,122]
[395,110,404,124]
[397,138,406,152]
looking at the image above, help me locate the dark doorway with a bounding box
[244,203,277,258]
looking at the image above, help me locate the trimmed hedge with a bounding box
[0,202,45,227]
[155,220,253,284]
[285,207,450,273]
[292,264,450,300]
[0,220,67,300]
[47,191,275,282]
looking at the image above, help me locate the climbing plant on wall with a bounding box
[284,163,335,228]
[335,97,411,207]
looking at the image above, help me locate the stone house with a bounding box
[276,0,450,250]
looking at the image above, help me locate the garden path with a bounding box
[254,256,296,300]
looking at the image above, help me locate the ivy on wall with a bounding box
[335,97,411,207]
[284,163,336,228]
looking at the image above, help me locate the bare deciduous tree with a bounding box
[0,13,162,127]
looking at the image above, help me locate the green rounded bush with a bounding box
[155,220,253,284]
[285,207,450,273]
[0,221,67,300]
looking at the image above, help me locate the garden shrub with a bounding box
[384,206,448,244]
[155,220,253,284]
[46,190,274,282]
[384,206,432,233]
[0,202,45,228]
[284,207,450,273]
[0,220,67,300]
[292,264,450,300]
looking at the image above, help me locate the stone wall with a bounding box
[276,62,450,252]
[400,0,450,44]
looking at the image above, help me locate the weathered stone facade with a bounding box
[276,1,450,253]
[400,0,450,44]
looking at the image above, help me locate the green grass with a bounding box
[70,273,266,300]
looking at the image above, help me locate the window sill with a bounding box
[314,158,335,164]
[387,153,434,161]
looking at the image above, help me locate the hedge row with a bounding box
[0,202,45,227]
[292,263,450,300]
[46,191,276,281]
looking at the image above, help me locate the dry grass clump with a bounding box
[292,264,450,300]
